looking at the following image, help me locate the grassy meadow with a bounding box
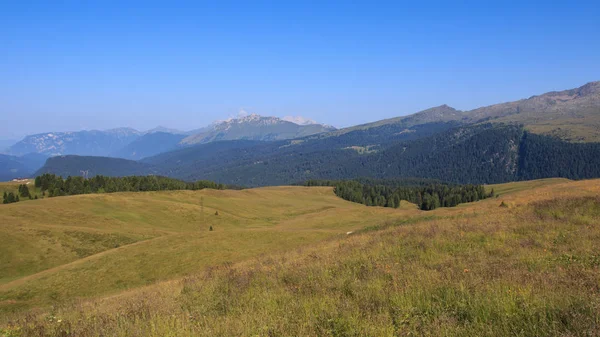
[0,186,410,313]
[1,178,600,336]
[0,180,42,202]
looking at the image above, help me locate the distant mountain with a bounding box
[111,132,186,160]
[8,114,336,158]
[181,114,336,145]
[326,81,600,142]
[0,153,48,181]
[9,129,141,157]
[44,123,600,186]
[27,81,600,185]
[326,105,464,137]
[35,155,155,178]
[0,139,17,153]
[282,115,320,126]
[463,81,600,142]
[144,126,187,135]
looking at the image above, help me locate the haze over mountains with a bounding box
[4,81,600,183]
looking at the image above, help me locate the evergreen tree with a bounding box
[18,184,30,198]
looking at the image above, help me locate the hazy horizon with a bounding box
[2,1,599,138]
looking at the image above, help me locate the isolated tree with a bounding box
[209,226,213,231]
[215,210,219,216]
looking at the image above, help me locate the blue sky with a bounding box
[1,1,599,138]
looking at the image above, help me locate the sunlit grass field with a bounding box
[0,186,410,313]
[1,178,600,336]
[0,180,42,202]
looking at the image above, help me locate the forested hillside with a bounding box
[303,179,489,210]
[36,155,156,178]
[35,123,600,186]
[147,124,600,185]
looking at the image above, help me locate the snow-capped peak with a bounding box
[208,110,334,130]
[282,116,318,126]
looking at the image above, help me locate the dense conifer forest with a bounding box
[33,124,600,187]
[303,179,490,210]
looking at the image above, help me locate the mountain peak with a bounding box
[105,127,141,135]
[181,113,335,145]
[574,81,600,97]
[145,126,186,135]
[402,104,462,125]
[282,116,318,126]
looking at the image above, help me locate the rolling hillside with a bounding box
[27,81,600,186]
[0,186,406,313]
[143,124,600,185]
[36,123,600,186]
[1,179,599,336]
[327,81,600,142]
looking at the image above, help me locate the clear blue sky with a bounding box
[1,1,599,138]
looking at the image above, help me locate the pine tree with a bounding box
[19,184,30,198]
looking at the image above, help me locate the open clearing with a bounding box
[1,178,600,336]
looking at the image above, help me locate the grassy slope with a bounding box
[485,177,571,196]
[2,179,600,336]
[0,180,42,201]
[0,186,410,312]
[495,108,600,142]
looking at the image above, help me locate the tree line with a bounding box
[303,179,491,211]
[33,174,235,198]
[2,184,33,204]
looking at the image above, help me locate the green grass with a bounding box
[0,186,408,313]
[485,178,570,197]
[0,180,43,202]
[2,179,600,336]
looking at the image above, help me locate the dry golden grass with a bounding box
[2,179,600,336]
[0,180,41,202]
[0,186,411,313]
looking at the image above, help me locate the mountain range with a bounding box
[1,115,334,179]
[8,81,600,184]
